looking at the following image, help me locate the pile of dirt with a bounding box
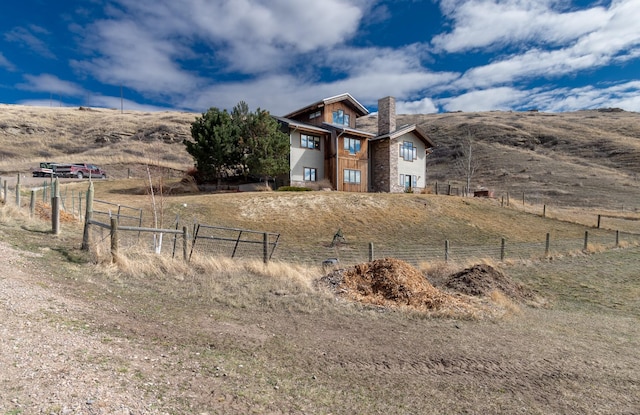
[319,258,478,317]
[442,264,538,303]
[35,201,78,223]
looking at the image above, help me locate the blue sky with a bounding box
[1,0,639,115]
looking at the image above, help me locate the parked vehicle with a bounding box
[31,162,58,177]
[31,162,107,179]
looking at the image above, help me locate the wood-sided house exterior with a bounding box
[276,93,434,193]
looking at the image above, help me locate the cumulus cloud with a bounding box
[439,87,529,112]
[397,97,439,114]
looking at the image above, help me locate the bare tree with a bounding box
[455,131,480,196]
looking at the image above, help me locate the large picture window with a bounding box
[344,169,361,184]
[344,137,361,154]
[304,167,317,182]
[400,141,417,161]
[332,109,350,126]
[301,134,320,150]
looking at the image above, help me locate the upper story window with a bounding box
[344,137,361,154]
[332,109,350,126]
[301,134,320,150]
[400,141,417,161]
[309,110,321,120]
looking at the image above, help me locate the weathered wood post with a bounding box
[543,204,546,217]
[500,238,506,261]
[506,192,510,206]
[501,195,504,207]
[368,242,374,262]
[445,240,450,262]
[81,182,94,250]
[29,190,36,218]
[545,233,550,257]
[583,231,589,251]
[522,191,525,206]
[182,226,188,261]
[52,178,60,235]
[3,180,8,203]
[15,173,21,207]
[597,214,601,229]
[435,181,438,195]
[110,216,119,263]
[263,232,269,264]
[615,230,620,248]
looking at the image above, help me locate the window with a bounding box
[400,174,417,189]
[332,109,350,126]
[400,141,417,161]
[301,134,320,150]
[304,167,317,182]
[309,110,321,119]
[344,169,361,184]
[344,137,361,154]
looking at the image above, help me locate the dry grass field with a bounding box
[1,104,640,414]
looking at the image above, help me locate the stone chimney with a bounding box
[377,96,396,136]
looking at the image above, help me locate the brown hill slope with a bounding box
[1,104,639,209]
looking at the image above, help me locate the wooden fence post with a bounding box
[30,190,36,218]
[81,182,94,250]
[615,230,620,248]
[182,226,188,261]
[52,179,60,235]
[15,173,20,207]
[368,242,374,262]
[435,181,438,195]
[445,240,450,262]
[583,231,589,251]
[597,214,601,229]
[543,204,546,217]
[500,238,506,261]
[522,191,525,206]
[263,233,269,264]
[3,180,7,203]
[110,217,119,263]
[545,233,550,257]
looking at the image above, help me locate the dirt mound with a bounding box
[442,264,537,303]
[320,258,477,317]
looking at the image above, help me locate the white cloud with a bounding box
[18,74,85,97]
[0,52,16,71]
[433,0,609,53]
[4,25,56,59]
[439,87,529,112]
[397,97,439,114]
[450,0,640,90]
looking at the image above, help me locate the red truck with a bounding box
[32,162,107,179]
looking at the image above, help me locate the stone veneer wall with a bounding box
[388,138,403,193]
[370,139,391,192]
[377,96,396,136]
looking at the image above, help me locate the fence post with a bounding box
[3,180,7,203]
[543,204,546,217]
[182,226,188,261]
[368,242,374,262]
[522,191,525,206]
[435,181,438,195]
[597,214,601,229]
[500,238,506,261]
[501,195,504,207]
[110,217,119,263]
[615,230,620,248]
[30,190,36,218]
[52,179,60,235]
[15,173,21,207]
[545,233,550,257]
[81,182,94,250]
[583,231,589,251]
[263,233,269,264]
[445,240,450,262]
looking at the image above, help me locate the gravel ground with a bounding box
[0,242,168,415]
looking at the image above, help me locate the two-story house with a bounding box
[276,93,434,193]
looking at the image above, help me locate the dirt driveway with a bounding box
[1,235,640,414]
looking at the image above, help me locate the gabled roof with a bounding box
[273,116,331,135]
[284,93,369,119]
[373,124,435,148]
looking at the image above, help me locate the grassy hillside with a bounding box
[2,104,639,209]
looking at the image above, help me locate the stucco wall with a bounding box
[391,133,427,193]
[289,130,325,184]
